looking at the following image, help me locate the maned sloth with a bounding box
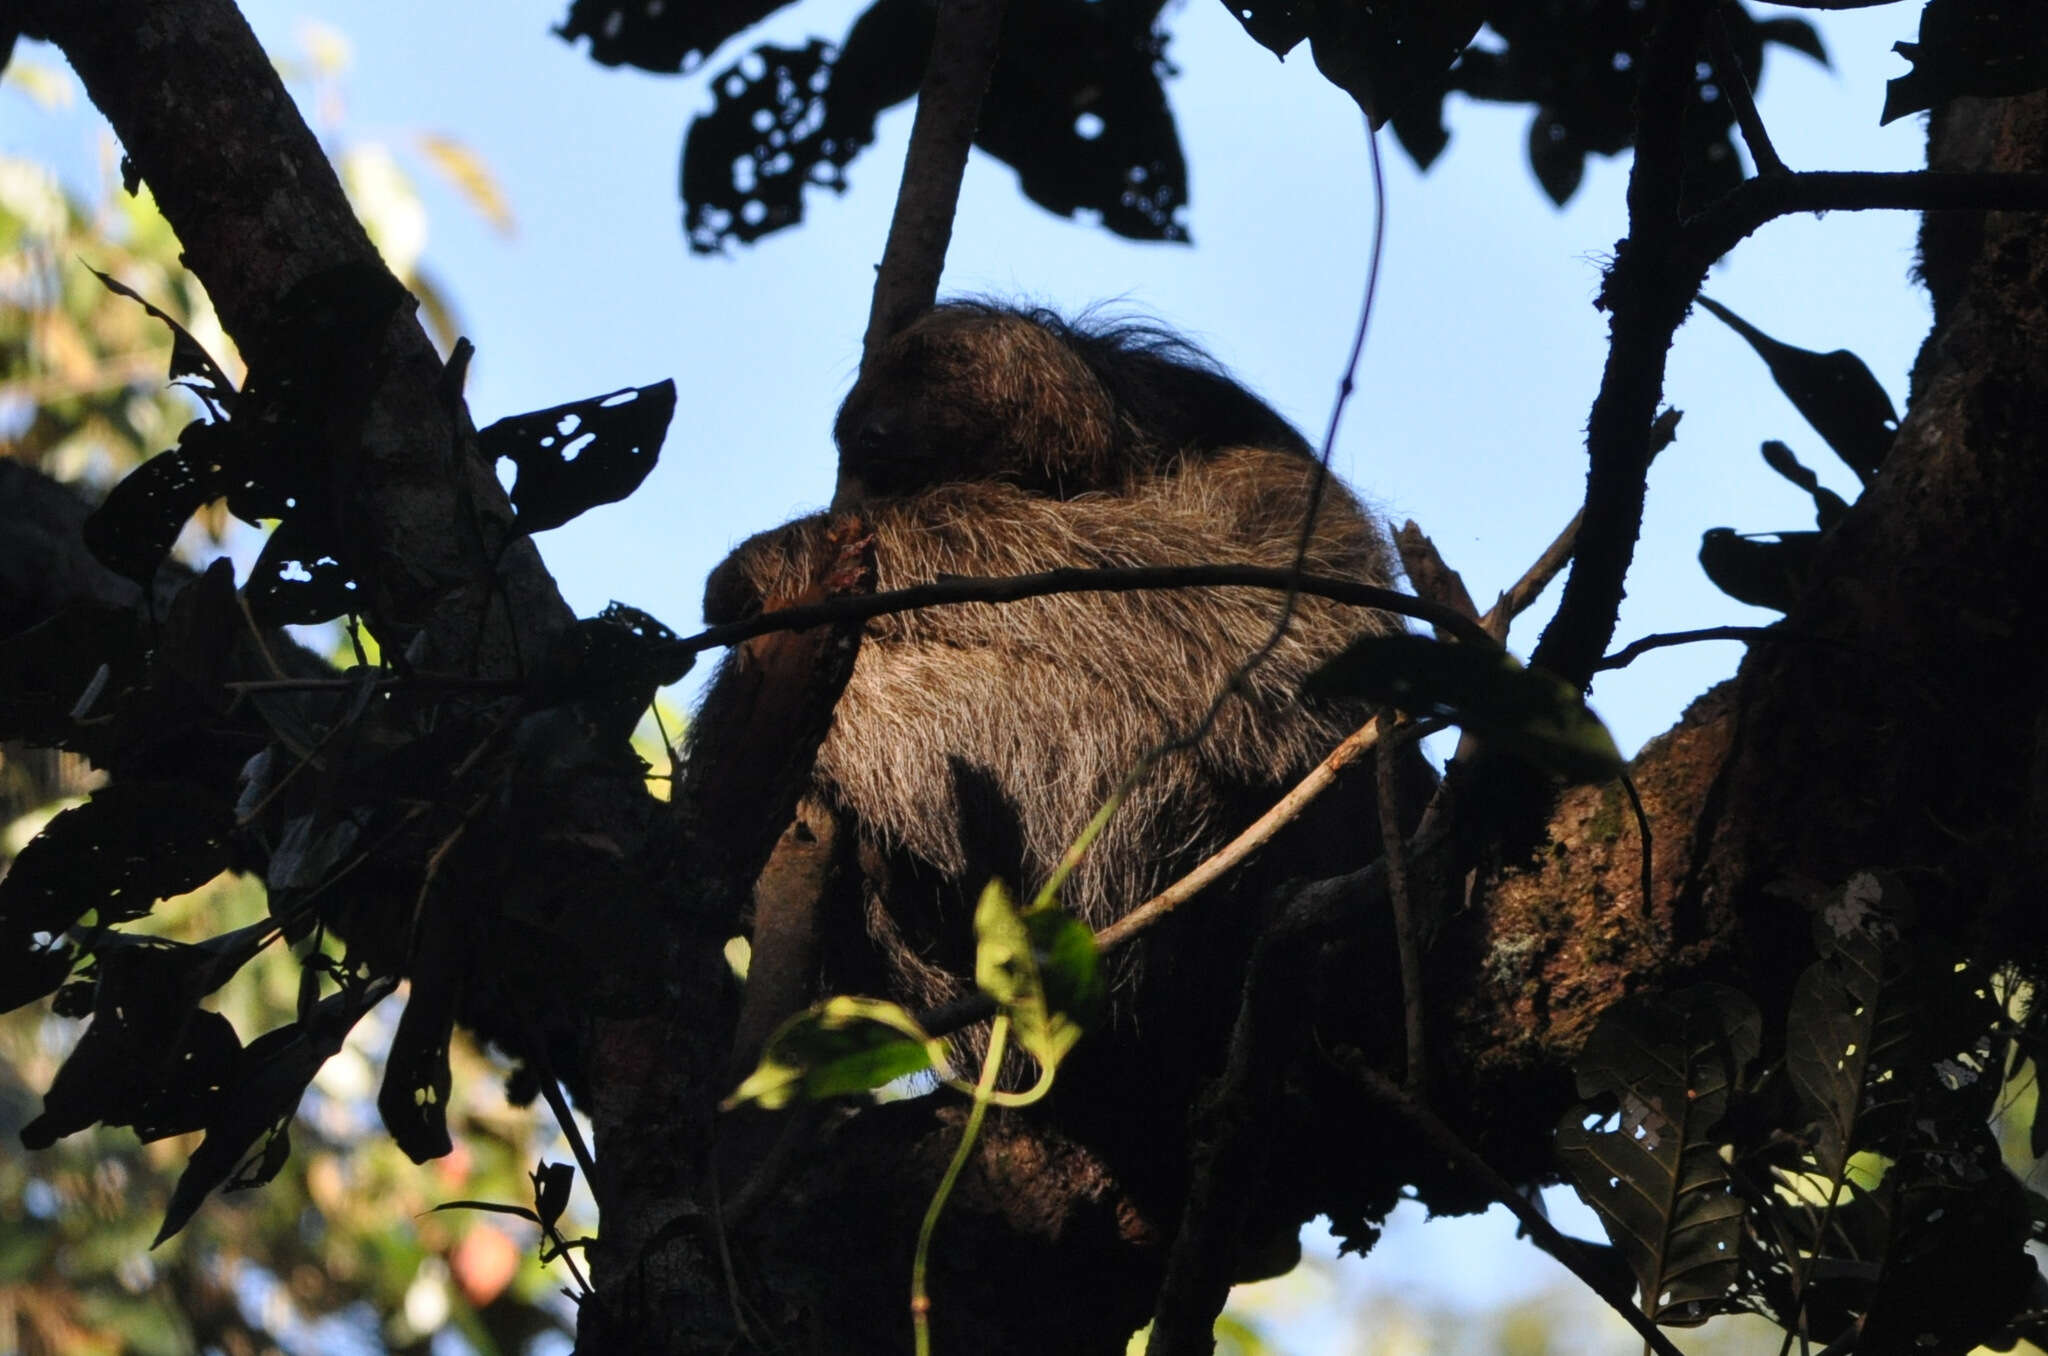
[696,302,1415,1188]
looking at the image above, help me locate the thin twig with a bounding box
[1596,625,1774,671]
[1340,1054,1689,1356]
[1092,717,1447,952]
[1708,1,1786,176]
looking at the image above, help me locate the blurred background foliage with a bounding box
[0,27,580,1356]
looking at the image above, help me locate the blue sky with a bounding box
[5,3,1939,1349]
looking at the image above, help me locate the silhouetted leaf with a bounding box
[377,897,461,1163]
[478,380,676,534]
[244,516,360,626]
[155,981,390,1246]
[533,1161,575,1232]
[1882,0,2048,124]
[1557,983,1760,1324]
[682,41,864,252]
[0,782,235,974]
[1759,440,1852,530]
[683,0,1186,251]
[85,265,237,415]
[1697,296,1899,482]
[1529,111,1586,205]
[1699,527,1821,613]
[723,995,944,1111]
[82,444,227,588]
[1308,634,1622,783]
[555,0,791,72]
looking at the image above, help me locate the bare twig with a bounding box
[1340,1054,1689,1356]
[1091,719,1383,952]
[1596,624,1775,671]
[1708,1,1787,177]
[862,0,1009,365]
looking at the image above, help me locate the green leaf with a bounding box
[1556,983,1760,1325]
[1307,634,1621,783]
[973,879,1101,1074]
[722,995,943,1111]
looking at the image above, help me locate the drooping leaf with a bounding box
[85,264,237,415]
[154,981,391,1246]
[1882,0,2048,125]
[972,879,1102,1074]
[1696,296,1899,483]
[81,443,229,588]
[377,896,461,1163]
[1307,634,1622,783]
[1698,527,1821,613]
[477,380,676,534]
[1556,983,1760,1324]
[723,994,944,1111]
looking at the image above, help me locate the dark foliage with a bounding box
[678,0,1185,252]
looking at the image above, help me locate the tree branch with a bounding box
[1530,0,1714,690]
[34,0,571,676]
[1687,170,2048,264]
[686,562,1498,657]
[862,0,1009,366]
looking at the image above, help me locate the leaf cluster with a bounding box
[1558,873,2046,1353]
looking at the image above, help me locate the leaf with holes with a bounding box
[0,782,236,1012]
[555,0,793,73]
[478,381,675,534]
[1556,983,1759,1324]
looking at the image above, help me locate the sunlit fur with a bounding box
[700,303,1402,1017]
